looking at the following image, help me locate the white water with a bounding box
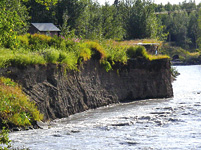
[9,65,201,150]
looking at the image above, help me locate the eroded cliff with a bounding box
[1,58,173,121]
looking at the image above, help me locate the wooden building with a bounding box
[28,23,61,36]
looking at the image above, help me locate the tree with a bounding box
[197,8,201,49]
[0,0,29,49]
[188,11,198,48]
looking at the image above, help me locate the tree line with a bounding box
[2,0,201,50]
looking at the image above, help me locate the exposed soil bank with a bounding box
[0,58,173,121]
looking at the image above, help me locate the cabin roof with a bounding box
[31,23,60,32]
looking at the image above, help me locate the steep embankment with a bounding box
[1,58,173,121]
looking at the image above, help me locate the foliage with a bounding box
[104,42,128,65]
[0,48,46,68]
[197,8,201,49]
[29,34,52,51]
[171,67,180,79]
[61,52,78,70]
[44,49,60,63]
[0,77,43,127]
[0,127,11,150]
[101,60,112,72]
[0,0,30,49]
[148,54,170,60]
[86,41,107,59]
[126,46,149,59]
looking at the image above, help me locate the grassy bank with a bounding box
[0,34,169,71]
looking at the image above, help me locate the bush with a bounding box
[43,49,60,63]
[0,77,43,127]
[0,127,11,149]
[86,41,107,59]
[127,46,149,59]
[101,60,112,72]
[29,33,52,51]
[78,43,92,62]
[61,52,78,70]
[104,44,128,64]
[17,34,29,48]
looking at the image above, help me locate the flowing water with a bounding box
[9,65,201,150]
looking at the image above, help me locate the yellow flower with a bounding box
[10,29,12,32]
[14,36,16,39]
[45,3,47,6]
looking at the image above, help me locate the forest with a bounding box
[1,0,201,47]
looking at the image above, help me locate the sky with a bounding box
[97,0,201,5]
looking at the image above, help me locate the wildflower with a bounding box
[60,35,65,40]
[44,3,47,6]
[10,29,12,32]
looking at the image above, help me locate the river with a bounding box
[9,65,201,150]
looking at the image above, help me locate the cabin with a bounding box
[28,23,61,36]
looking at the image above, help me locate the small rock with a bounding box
[12,127,21,131]
[111,122,131,126]
[71,130,80,133]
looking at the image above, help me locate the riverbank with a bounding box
[1,57,173,121]
[8,65,201,150]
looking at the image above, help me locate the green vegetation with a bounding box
[0,127,11,150]
[0,77,43,127]
[161,43,201,64]
[127,46,149,59]
[0,34,169,72]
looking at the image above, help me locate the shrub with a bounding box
[17,34,29,48]
[58,51,68,62]
[86,41,107,59]
[79,47,91,62]
[43,49,60,63]
[29,33,52,51]
[104,44,128,64]
[78,43,92,62]
[101,60,112,72]
[0,77,43,127]
[0,127,11,149]
[61,52,78,70]
[127,46,149,59]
